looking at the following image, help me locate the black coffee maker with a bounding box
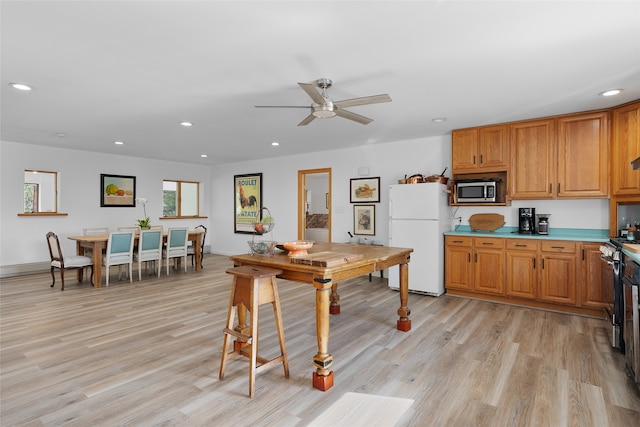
[519,207,536,234]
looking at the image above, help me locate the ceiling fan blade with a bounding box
[297,114,316,126]
[335,108,373,125]
[334,94,392,109]
[254,105,310,108]
[298,82,327,105]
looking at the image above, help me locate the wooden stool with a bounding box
[219,266,289,398]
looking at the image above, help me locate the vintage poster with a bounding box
[234,173,262,233]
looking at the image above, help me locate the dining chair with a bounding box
[187,224,207,267]
[46,231,93,291]
[136,229,163,281]
[83,227,109,235]
[82,227,109,257]
[149,225,163,231]
[165,227,189,276]
[117,226,141,232]
[103,231,135,286]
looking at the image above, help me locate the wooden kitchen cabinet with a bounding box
[510,112,609,200]
[444,236,504,295]
[611,101,640,196]
[556,111,609,198]
[451,125,508,173]
[473,237,505,295]
[580,242,606,308]
[444,236,473,291]
[505,239,538,299]
[539,241,577,305]
[509,118,556,199]
[445,236,602,316]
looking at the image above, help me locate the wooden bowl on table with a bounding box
[281,241,314,257]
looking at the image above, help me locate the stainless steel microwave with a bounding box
[456,180,497,203]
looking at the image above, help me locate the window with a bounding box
[163,180,200,217]
[24,170,57,213]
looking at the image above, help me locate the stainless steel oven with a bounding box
[600,241,623,349]
[622,258,640,389]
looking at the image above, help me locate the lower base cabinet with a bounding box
[505,239,538,299]
[445,236,604,316]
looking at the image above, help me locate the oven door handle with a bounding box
[600,255,615,266]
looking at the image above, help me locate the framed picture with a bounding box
[350,177,380,203]
[354,204,375,235]
[100,174,135,207]
[234,173,262,233]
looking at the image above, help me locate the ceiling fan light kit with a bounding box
[255,78,391,126]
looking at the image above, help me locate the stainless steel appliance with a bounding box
[623,257,640,390]
[518,207,535,234]
[456,179,497,203]
[537,213,551,235]
[600,239,624,349]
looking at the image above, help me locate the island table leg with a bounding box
[397,262,411,332]
[312,280,334,391]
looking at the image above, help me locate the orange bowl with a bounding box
[281,240,314,257]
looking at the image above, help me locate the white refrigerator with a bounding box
[388,182,449,296]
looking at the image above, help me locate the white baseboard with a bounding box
[0,262,50,279]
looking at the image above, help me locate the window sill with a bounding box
[18,212,68,217]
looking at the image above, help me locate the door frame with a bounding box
[298,168,332,242]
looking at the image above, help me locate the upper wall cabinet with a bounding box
[509,112,609,200]
[611,101,640,196]
[556,111,609,198]
[510,118,556,199]
[451,125,508,173]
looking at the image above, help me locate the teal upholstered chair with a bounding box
[136,229,163,281]
[165,227,189,276]
[103,231,135,286]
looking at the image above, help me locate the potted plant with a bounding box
[135,197,151,229]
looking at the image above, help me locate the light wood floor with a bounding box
[1,254,639,426]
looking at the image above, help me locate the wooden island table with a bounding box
[68,229,205,287]
[229,242,413,391]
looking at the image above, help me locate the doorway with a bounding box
[298,168,331,242]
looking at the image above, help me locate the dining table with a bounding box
[229,242,413,391]
[68,229,205,287]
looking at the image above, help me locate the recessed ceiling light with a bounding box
[432,117,447,123]
[200,154,208,158]
[10,82,32,91]
[54,132,67,138]
[271,142,280,146]
[599,89,623,97]
[180,121,193,127]
[114,141,124,145]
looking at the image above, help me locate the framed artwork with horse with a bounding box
[234,173,262,234]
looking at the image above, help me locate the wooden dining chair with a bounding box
[136,229,163,281]
[103,231,135,286]
[187,224,207,267]
[165,227,189,275]
[46,231,93,291]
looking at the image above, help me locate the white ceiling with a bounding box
[2,1,639,166]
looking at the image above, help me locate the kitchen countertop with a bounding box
[444,226,609,243]
[623,249,640,264]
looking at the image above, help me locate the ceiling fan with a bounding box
[255,78,392,126]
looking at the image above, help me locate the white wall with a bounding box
[210,135,453,254]
[1,134,610,269]
[0,141,211,268]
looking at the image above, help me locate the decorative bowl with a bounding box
[281,240,314,257]
[247,240,277,255]
[252,221,275,235]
